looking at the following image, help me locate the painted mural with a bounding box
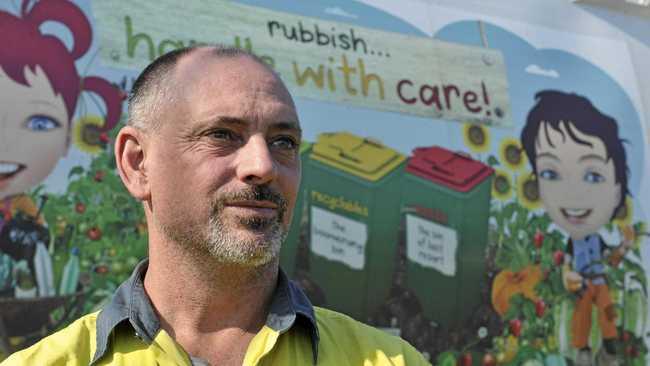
[0,1,648,365]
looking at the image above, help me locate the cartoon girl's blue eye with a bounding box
[584,171,605,184]
[539,169,559,181]
[25,115,61,131]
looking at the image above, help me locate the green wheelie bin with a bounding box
[302,132,406,321]
[398,146,493,328]
[280,141,312,278]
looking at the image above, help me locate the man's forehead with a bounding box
[163,49,298,131]
[173,50,282,92]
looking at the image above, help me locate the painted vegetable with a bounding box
[491,265,542,315]
[59,247,80,295]
[34,242,55,297]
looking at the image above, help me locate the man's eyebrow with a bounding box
[536,152,560,161]
[579,153,607,163]
[192,116,302,135]
[211,116,249,127]
[270,121,302,135]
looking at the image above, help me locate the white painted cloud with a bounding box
[525,64,560,78]
[324,6,358,19]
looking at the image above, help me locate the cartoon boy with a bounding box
[0,0,122,295]
[521,90,632,366]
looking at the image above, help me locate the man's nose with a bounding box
[235,135,277,185]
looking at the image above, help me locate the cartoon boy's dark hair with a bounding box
[520,90,629,215]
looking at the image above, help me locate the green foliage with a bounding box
[482,148,648,364]
[30,123,148,319]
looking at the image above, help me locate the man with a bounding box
[520,90,632,366]
[2,46,429,365]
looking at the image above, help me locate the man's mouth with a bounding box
[226,200,279,209]
[561,208,592,224]
[225,200,279,219]
[0,162,25,181]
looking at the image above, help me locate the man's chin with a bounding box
[205,233,283,266]
[209,245,279,267]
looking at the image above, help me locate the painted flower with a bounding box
[517,172,541,210]
[478,326,488,339]
[492,169,513,201]
[613,196,633,227]
[499,138,526,171]
[73,115,105,154]
[463,123,490,153]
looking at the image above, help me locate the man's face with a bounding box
[146,53,301,266]
[535,121,620,240]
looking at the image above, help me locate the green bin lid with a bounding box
[299,140,312,155]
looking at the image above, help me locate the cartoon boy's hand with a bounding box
[562,267,583,292]
[621,225,635,250]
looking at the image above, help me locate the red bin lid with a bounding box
[405,146,494,193]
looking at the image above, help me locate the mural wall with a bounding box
[1,0,648,365]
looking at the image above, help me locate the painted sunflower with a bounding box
[463,123,490,153]
[492,169,513,201]
[73,115,105,154]
[499,137,526,171]
[517,172,541,210]
[613,196,633,227]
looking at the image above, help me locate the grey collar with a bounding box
[91,259,319,365]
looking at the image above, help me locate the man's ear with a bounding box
[114,126,150,201]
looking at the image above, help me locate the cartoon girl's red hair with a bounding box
[1,0,122,131]
[81,77,122,132]
[22,0,92,60]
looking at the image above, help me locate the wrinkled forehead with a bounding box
[163,51,297,128]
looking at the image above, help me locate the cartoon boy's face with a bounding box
[535,121,620,241]
[0,66,69,199]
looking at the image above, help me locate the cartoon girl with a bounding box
[0,0,122,296]
[521,90,632,366]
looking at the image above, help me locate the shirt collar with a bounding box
[91,259,319,365]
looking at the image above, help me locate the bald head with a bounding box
[127,45,286,132]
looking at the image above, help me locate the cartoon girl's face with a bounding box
[0,65,69,199]
[535,121,621,241]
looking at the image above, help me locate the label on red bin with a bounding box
[311,206,367,270]
[405,214,458,276]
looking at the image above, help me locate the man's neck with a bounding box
[143,237,278,365]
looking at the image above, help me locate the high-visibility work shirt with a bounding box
[3,260,429,365]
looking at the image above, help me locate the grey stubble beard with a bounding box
[204,209,286,267]
[159,186,288,268]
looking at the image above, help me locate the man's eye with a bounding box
[269,136,298,150]
[584,171,605,184]
[25,115,61,131]
[210,129,239,141]
[539,169,559,181]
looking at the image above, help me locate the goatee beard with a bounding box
[161,185,289,267]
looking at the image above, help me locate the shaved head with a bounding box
[127,45,278,132]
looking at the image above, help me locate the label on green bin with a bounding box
[311,206,367,270]
[405,214,458,276]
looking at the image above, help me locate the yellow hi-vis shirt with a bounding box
[2,261,430,366]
